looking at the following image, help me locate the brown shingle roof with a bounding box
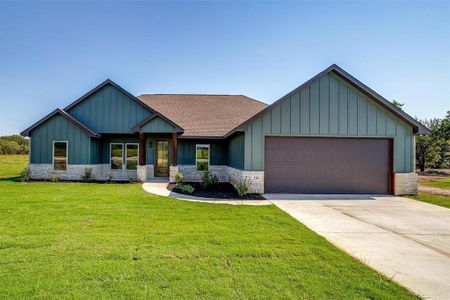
[137,94,268,137]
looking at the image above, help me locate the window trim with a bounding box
[125,143,139,171]
[195,144,210,171]
[52,140,68,171]
[110,143,124,171]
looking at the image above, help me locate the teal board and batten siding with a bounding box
[244,72,414,173]
[30,114,93,164]
[67,84,151,133]
[140,117,175,133]
[227,133,245,169]
[177,140,227,165]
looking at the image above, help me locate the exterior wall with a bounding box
[29,114,92,164]
[395,173,418,195]
[137,165,154,182]
[100,135,140,164]
[243,72,415,173]
[28,163,138,181]
[226,133,245,170]
[140,117,175,133]
[177,139,227,165]
[67,84,151,133]
[170,165,263,193]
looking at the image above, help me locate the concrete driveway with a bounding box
[265,194,450,299]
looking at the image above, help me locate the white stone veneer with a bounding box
[137,165,154,182]
[170,165,264,193]
[395,172,418,195]
[29,163,141,181]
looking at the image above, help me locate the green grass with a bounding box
[409,192,450,209]
[421,178,450,190]
[0,154,28,179]
[0,156,416,299]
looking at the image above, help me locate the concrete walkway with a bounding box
[419,185,450,196]
[142,179,271,206]
[265,194,450,299]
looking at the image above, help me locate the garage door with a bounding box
[264,137,392,194]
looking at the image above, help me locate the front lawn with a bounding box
[0,154,28,179]
[0,156,416,299]
[421,178,450,190]
[409,192,450,209]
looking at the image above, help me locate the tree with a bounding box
[392,100,404,110]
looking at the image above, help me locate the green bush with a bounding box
[234,178,251,198]
[175,172,184,183]
[0,135,29,155]
[80,167,94,182]
[19,167,30,182]
[50,174,59,182]
[176,183,195,194]
[201,170,218,188]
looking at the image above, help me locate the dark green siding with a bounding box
[140,117,175,133]
[244,72,415,173]
[100,135,139,164]
[90,139,101,164]
[68,84,151,133]
[177,140,226,165]
[30,114,91,164]
[227,133,244,169]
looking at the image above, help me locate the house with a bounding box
[21,64,428,195]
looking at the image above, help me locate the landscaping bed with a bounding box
[168,182,265,200]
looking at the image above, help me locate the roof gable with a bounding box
[230,64,429,135]
[137,94,267,137]
[21,109,99,138]
[132,114,183,133]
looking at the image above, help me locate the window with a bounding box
[53,141,67,171]
[126,143,139,170]
[110,143,123,170]
[196,144,209,171]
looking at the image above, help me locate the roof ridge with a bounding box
[138,93,252,97]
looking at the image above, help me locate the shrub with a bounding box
[175,172,184,183]
[50,174,59,182]
[201,170,218,188]
[19,167,30,182]
[234,178,252,198]
[176,183,195,194]
[80,167,94,182]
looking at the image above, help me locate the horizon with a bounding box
[1,1,449,136]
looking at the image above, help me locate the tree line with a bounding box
[0,135,29,155]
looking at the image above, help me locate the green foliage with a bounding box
[19,167,30,182]
[234,178,251,198]
[409,192,450,209]
[175,172,184,183]
[392,100,404,110]
[175,183,195,194]
[80,167,94,182]
[50,174,59,182]
[0,135,29,155]
[201,170,218,188]
[416,113,450,171]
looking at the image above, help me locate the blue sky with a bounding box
[0,1,449,136]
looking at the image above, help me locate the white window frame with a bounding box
[52,141,68,171]
[125,143,139,171]
[195,144,210,171]
[110,143,124,170]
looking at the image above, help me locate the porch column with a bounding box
[139,133,146,166]
[172,132,177,166]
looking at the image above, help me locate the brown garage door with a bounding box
[264,137,392,194]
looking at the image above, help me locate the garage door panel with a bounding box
[264,137,391,194]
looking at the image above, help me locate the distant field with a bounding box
[421,178,450,190]
[0,155,28,179]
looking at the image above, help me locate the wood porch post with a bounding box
[139,133,146,166]
[172,132,177,166]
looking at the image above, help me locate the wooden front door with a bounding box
[155,140,169,177]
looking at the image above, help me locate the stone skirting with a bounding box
[172,165,264,193]
[28,163,139,181]
[395,172,418,195]
[137,165,154,182]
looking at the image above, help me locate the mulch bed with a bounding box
[167,182,266,200]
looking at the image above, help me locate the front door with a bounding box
[156,140,169,177]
